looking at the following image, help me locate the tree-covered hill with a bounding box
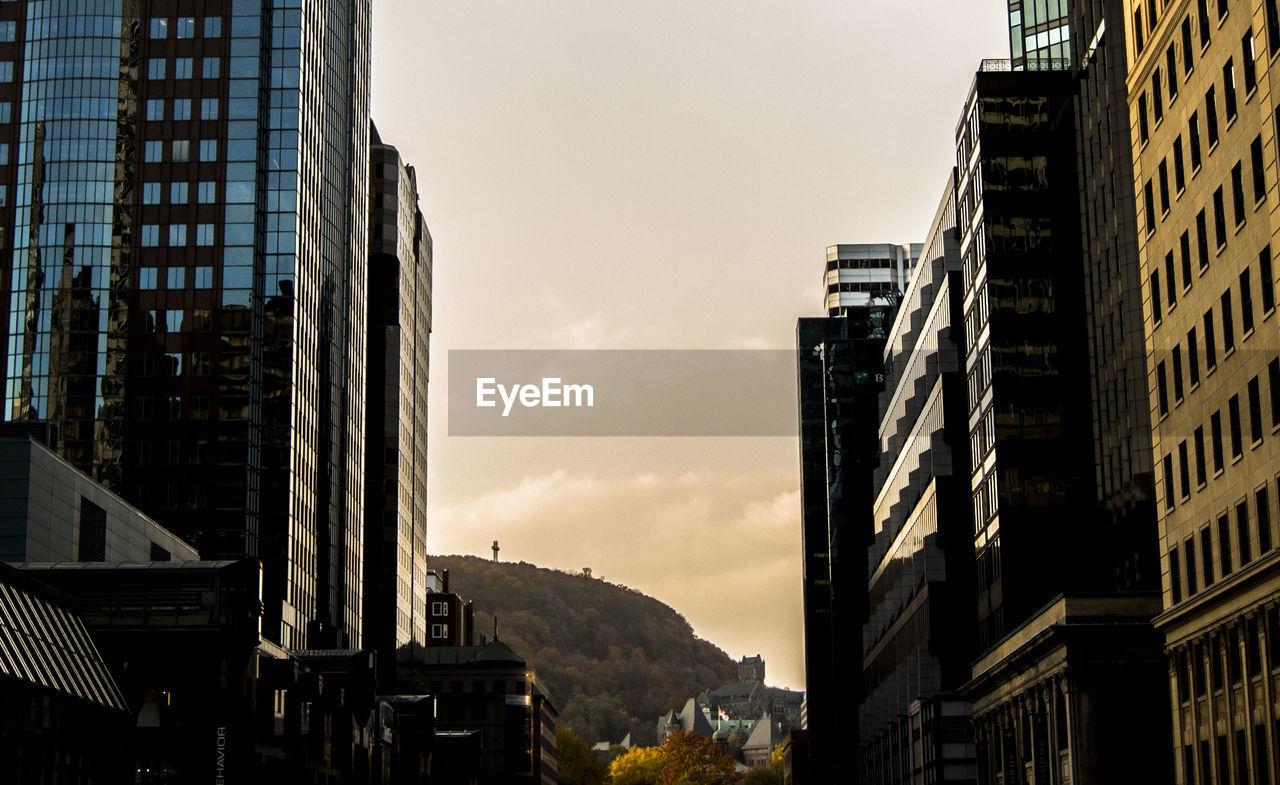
[428,554,738,746]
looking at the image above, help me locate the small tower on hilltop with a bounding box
[492,540,500,562]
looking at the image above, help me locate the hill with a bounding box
[428,554,738,746]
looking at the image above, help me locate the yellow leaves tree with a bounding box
[608,729,742,785]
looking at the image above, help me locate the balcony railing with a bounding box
[980,58,1072,72]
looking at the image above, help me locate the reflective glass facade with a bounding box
[1008,0,1072,68]
[0,0,371,651]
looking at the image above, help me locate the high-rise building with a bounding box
[954,59,1171,784]
[1008,0,1072,68]
[0,0,372,651]
[824,243,919,316]
[363,122,431,680]
[858,180,978,784]
[797,292,896,783]
[1126,2,1280,783]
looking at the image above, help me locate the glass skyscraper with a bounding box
[1,0,371,651]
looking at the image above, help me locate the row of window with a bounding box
[149,16,222,40]
[1166,477,1275,604]
[143,138,220,163]
[1134,0,1227,58]
[146,97,223,123]
[139,224,218,248]
[137,266,217,290]
[142,181,218,205]
[1161,357,1280,510]
[147,57,220,81]
[1171,607,1280,705]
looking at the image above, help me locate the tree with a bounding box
[558,727,609,785]
[609,730,742,785]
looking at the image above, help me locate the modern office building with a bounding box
[0,0,373,651]
[954,63,1171,784]
[797,291,897,783]
[824,243,919,316]
[0,423,198,562]
[1008,0,1073,68]
[1125,2,1280,783]
[858,180,978,785]
[364,122,432,681]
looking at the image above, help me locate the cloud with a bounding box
[430,467,805,689]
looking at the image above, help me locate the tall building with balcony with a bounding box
[363,122,431,682]
[1126,1,1280,782]
[824,243,919,317]
[858,180,978,785]
[0,0,372,651]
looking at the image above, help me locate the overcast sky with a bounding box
[370,1,1010,691]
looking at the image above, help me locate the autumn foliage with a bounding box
[607,729,742,785]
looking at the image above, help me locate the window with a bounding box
[1174,137,1187,192]
[1190,111,1203,168]
[1166,252,1178,307]
[148,58,165,79]
[1188,327,1201,386]
[1174,345,1185,402]
[141,225,159,247]
[194,266,214,288]
[1184,16,1196,73]
[202,58,220,79]
[1186,537,1199,594]
[1213,186,1227,247]
[165,311,183,332]
[172,139,190,162]
[167,268,185,289]
[1239,501,1253,563]
[1243,32,1257,92]
[1181,231,1193,285]
[1164,454,1177,510]
[1179,441,1192,499]
[1144,181,1156,233]
[1202,526,1215,585]
[1229,393,1243,458]
[142,182,160,204]
[1271,358,1280,429]
[1206,87,1219,146]
[173,99,191,121]
[1199,0,1212,47]
[431,624,444,638]
[1204,309,1217,369]
[198,182,217,203]
[205,17,222,37]
[1241,269,1255,333]
[1258,486,1273,552]
[1222,290,1235,352]
[1232,162,1246,225]
[1211,410,1225,471]
[176,17,195,38]
[1248,376,1263,443]
[1153,70,1164,123]
[1139,94,1150,143]
[1135,9,1147,54]
[432,602,446,616]
[144,140,162,162]
[201,98,219,121]
[1170,545,1182,602]
[196,224,215,246]
[150,18,168,38]
[1219,514,1233,576]
[1223,60,1238,122]
[1195,426,1207,485]
[1251,136,1266,204]
[1268,0,1280,57]
[1260,246,1275,313]
[1158,361,1170,415]
[1218,0,1229,19]
[174,58,193,79]
[1167,45,1180,99]
[169,225,187,247]
[79,498,106,562]
[200,139,218,161]
[146,99,163,121]
[1159,159,1171,213]
[139,267,157,288]
[171,182,188,204]
[1197,209,1210,268]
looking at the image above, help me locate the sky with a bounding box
[370,1,1011,691]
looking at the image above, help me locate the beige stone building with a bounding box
[1126,1,1280,782]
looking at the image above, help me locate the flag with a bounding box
[718,707,729,721]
